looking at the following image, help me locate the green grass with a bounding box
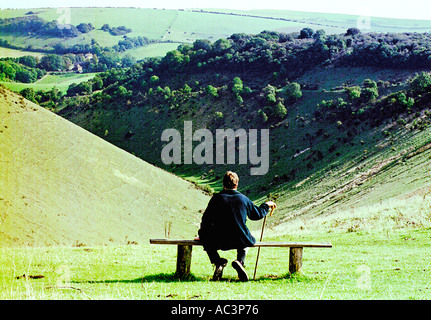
[1,169,430,299]
[2,7,431,55]
[0,72,98,93]
[1,224,430,299]
[0,47,44,59]
[121,43,182,60]
[0,88,210,247]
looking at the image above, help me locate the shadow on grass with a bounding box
[73,273,204,284]
[73,272,313,284]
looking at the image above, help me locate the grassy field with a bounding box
[2,7,431,56]
[0,47,44,59]
[1,223,430,300]
[2,7,431,301]
[0,72,98,93]
[120,43,181,59]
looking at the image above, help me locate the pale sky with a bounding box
[1,0,431,21]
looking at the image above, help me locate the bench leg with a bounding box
[289,247,303,274]
[175,245,192,278]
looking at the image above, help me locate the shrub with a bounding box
[361,87,379,102]
[206,85,218,98]
[410,71,431,94]
[273,101,287,119]
[232,77,243,95]
[263,84,277,104]
[282,82,302,103]
[258,109,268,122]
[345,86,361,102]
[149,75,159,86]
[20,87,36,102]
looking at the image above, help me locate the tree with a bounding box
[18,55,38,68]
[181,84,192,94]
[345,86,361,102]
[92,75,103,90]
[263,84,277,104]
[410,71,431,94]
[0,61,16,80]
[213,38,232,54]
[363,79,377,89]
[101,24,110,31]
[76,23,94,33]
[193,39,212,52]
[258,109,268,122]
[232,77,243,95]
[149,75,159,86]
[346,27,361,36]
[121,54,136,68]
[20,88,36,102]
[361,79,379,102]
[115,85,131,98]
[206,85,218,98]
[16,68,37,83]
[273,101,287,119]
[67,81,92,96]
[299,28,314,39]
[313,29,326,39]
[162,50,189,71]
[39,54,65,71]
[282,82,302,103]
[361,87,379,102]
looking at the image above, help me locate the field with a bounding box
[0,72,98,93]
[2,7,431,57]
[120,43,181,59]
[1,222,430,300]
[0,47,44,59]
[2,6,431,302]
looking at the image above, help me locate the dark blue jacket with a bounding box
[198,189,269,250]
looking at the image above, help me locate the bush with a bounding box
[273,101,287,119]
[345,86,361,102]
[149,75,159,86]
[206,85,218,98]
[232,77,243,95]
[263,84,277,104]
[282,82,302,103]
[258,109,268,122]
[20,87,36,102]
[361,87,379,102]
[410,71,431,94]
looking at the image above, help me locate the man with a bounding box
[196,171,276,281]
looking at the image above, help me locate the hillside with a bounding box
[0,86,210,247]
[1,7,431,58]
[53,27,431,234]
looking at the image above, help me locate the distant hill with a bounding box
[0,86,209,246]
[1,7,431,59]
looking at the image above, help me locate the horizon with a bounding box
[1,0,431,21]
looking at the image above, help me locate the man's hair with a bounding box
[223,171,239,189]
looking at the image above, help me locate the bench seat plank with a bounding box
[150,239,332,248]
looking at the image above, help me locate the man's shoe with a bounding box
[212,258,228,281]
[232,260,249,282]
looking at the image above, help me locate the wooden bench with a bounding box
[150,239,332,278]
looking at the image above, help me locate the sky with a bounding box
[1,0,431,21]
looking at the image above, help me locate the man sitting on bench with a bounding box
[195,171,277,282]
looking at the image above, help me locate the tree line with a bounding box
[0,15,132,39]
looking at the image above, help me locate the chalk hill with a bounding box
[0,87,209,246]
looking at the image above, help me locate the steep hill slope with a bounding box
[58,63,431,235]
[0,86,209,247]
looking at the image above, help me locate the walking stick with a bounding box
[253,206,275,280]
